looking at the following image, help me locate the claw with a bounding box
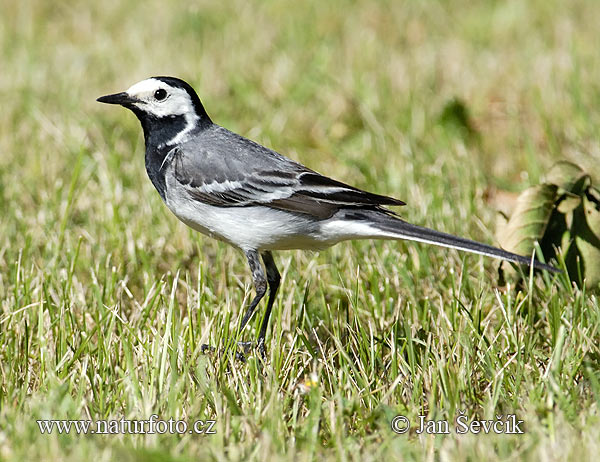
[200,343,216,354]
[237,341,254,354]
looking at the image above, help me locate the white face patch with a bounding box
[126,78,201,146]
[125,78,199,120]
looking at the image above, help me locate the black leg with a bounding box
[257,251,280,355]
[201,250,266,361]
[239,250,267,332]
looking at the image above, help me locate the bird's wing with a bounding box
[171,127,405,219]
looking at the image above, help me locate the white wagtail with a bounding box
[98,76,558,354]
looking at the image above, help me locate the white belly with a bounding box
[164,183,327,251]
[163,174,388,251]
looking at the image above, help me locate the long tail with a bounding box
[346,210,559,273]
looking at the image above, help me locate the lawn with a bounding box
[1,0,599,460]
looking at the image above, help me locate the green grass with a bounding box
[1,0,599,460]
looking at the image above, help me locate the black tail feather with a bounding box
[349,210,559,273]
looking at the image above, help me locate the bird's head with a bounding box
[97,76,212,145]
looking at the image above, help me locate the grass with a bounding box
[1,0,599,460]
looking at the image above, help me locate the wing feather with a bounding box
[172,126,405,219]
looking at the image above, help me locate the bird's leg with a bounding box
[257,251,281,357]
[202,250,268,361]
[239,250,267,333]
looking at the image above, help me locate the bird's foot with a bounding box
[200,341,255,362]
[200,343,216,355]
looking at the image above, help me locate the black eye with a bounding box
[154,89,167,101]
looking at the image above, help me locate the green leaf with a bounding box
[546,160,590,195]
[497,184,558,257]
[556,192,581,215]
[572,192,600,288]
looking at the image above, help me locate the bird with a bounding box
[97,76,558,356]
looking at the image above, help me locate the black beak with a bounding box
[96,92,137,106]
